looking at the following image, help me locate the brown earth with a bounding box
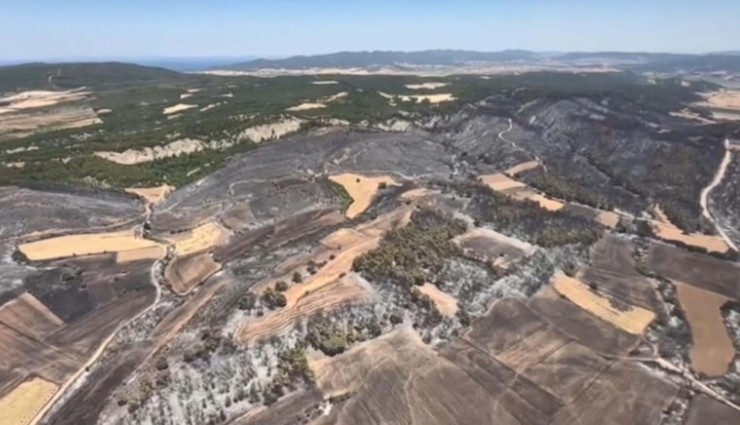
[454,227,535,270]
[528,286,640,356]
[580,235,662,311]
[417,283,458,317]
[164,252,221,295]
[309,297,676,425]
[685,394,740,425]
[646,242,739,300]
[674,281,735,377]
[0,293,64,340]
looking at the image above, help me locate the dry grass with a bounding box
[700,90,740,110]
[479,173,526,191]
[551,273,655,335]
[650,221,729,254]
[19,230,164,261]
[165,222,229,256]
[674,281,734,377]
[115,245,166,263]
[0,90,90,112]
[595,211,620,228]
[124,185,174,204]
[508,188,566,211]
[0,108,101,140]
[417,283,458,317]
[505,160,540,176]
[329,173,399,219]
[0,377,58,425]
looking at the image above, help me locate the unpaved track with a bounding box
[498,118,547,172]
[700,139,738,252]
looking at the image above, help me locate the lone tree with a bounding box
[292,271,303,283]
[275,280,288,292]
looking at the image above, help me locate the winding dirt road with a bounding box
[700,139,738,252]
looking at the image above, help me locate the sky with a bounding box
[1,0,739,61]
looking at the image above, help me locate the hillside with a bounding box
[221,49,740,74]
[0,62,183,93]
[222,49,537,70]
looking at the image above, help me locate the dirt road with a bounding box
[699,139,738,252]
[498,118,547,172]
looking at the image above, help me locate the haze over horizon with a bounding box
[2,0,740,63]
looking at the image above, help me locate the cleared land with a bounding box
[0,293,64,340]
[18,230,164,262]
[580,235,661,311]
[551,273,655,335]
[124,185,174,204]
[646,242,740,300]
[505,160,540,176]
[479,173,526,191]
[0,377,58,425]
[0,90,90,110]
[674,281,734,377]
[165,221,229,256]
[164,252,221,295]
[454,227,535,270]
[506,188,566,211]
[329,173,399,219]
[417,283,458,317]
[651,220,729,254]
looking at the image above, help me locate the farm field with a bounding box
[18,230,163,262]
[0,377,58,425]
[674,281,734,377]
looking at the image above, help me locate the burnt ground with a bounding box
[0,86,736,425]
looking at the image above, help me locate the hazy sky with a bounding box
[2,0,739,61]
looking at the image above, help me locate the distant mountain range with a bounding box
[218,49,740,73]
